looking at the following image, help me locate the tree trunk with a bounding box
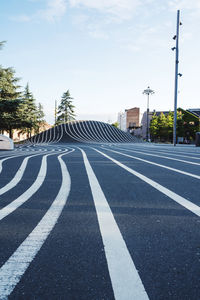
[9,127,13,139]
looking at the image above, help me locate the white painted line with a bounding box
[0,150,57,196]
[0,152,42,174]
[101,147,200,180]
[93,148,200,218]
[80,148,149,300]
[0,149,72,220]
[127,147,200,160]
[0,155,48,220]
[0,151,72,299]
[114,146,200,166]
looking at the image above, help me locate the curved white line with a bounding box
[75,121,91,142]
[0,149,74,221]
[85,121,101,142]
[104,123,122,143]
[0,150,56,195]
[0,150,72,299]
[54,125,62,143]
[65,122,86,143]
[97,122,114,143]
[81,121,94,141]
[91,121,108,142]
[0,151,44,174]
[56,123,64,143]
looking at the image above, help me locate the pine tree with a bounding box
[0,66,22,137]
[21,83,38,137]
[35,103,45,134]
[56,90,75,124]
[37,103,45,124]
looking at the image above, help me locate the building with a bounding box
[117,111,127,131]
[118,107,140,132]
[3,122,52,142]
[187,108,200,118]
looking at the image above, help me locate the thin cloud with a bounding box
[10,15,32,22]
[169,0,200,11]
[69,0,141,20]
[38,0,67,22]
[88,29,109,40]
[11,0,67,23]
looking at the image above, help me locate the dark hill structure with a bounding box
[25,120,141,144]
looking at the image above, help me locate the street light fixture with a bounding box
[143,86,155,141]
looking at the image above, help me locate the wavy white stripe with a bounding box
[0,151,72,299]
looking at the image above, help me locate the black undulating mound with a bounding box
[24,120,141,144]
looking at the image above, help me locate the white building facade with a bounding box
[117,111,127,131]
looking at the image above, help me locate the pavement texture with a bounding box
[0,141,199,299]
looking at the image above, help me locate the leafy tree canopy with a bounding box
[150,109,200,142]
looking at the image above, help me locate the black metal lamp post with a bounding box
[143,86,155,141]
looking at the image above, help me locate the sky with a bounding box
[1,0,200,125]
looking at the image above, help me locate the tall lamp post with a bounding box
[171,10,182,146]
[143,86,155,141]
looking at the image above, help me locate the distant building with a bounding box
[118,107,141,132]
[187,108,200,118]
[3,122,52,142]
[117,111,127,131]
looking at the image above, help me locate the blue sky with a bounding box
[1,0,200,124]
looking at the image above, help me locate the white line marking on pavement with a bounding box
[127,147,200,160]
[0,151,55,196]
[0,151,72,299]
[0,149,72,220]
[0,155,48,220]
[101,147,200,180]
[93,148,200,218]
[112,146,200,165]
[80,148,149,300]
[0,153,38,174]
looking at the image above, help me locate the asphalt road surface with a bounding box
[0,142,200,300]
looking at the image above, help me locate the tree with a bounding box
[176,110,184,138]
[0,67,21,101]
[157,113,168,141]
[35,103,45,134]
[166,111,173,142]
[56,90,75,124]
[0,66,22,137]
[150,113,159,141]
[37,103,45,124]
[177,108,199,141]
[20,83,38,137]
[0,43,45,139]
[0,42,23,137]
[149,109,199,143]
[111,122,119,128]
